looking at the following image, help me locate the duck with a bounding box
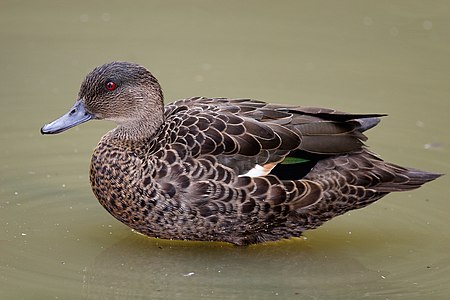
[41,61,440,245]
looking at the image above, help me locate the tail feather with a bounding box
[374,167,442,192]
[355,117,382,132]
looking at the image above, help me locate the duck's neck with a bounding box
[106,91,165,142]
[110,114,164,142]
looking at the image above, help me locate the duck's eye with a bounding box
[105,81,117,91]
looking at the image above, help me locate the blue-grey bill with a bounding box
[41,100,94,134]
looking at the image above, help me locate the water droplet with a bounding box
[423,20,432,30]
[194,75,204,82]
[101,13,111,22]
[305,62,314,71]
[390,27,399,37]
[80,14,89,23]
[201,63,211,71]
[424,142,443,150]
[363,16,373,26]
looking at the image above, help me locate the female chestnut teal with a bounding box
[41,62,440,245]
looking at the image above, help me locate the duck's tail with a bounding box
[373,165,442,193]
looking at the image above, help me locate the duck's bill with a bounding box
[41,100,95,134]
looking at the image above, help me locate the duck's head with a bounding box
[41,61,164,138]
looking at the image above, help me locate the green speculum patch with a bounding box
[280,156,310,165]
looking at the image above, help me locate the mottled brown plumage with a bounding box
[41,62,441,245]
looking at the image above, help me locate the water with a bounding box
[1,1,449,299]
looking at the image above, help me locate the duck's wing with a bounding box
[163,97,384,177]
[157,98,439,244]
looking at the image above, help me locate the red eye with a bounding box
[106,81,117,91]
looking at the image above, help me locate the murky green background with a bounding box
[1,1,449,299]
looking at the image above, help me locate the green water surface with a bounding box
[1,1,449,299]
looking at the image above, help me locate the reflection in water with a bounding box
[85,236,397,299]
